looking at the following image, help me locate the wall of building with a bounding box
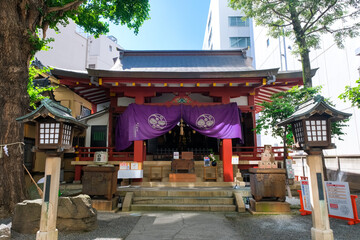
[35,20,123,71]
[53,85,92,118]
[82,112,109,147]
[87,35,122,69]
[203,0,255,65]
[35,21,88,70]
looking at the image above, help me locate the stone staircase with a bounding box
[128,189,237,212]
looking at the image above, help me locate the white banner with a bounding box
[325,181,353,219]
[300,180,312,212]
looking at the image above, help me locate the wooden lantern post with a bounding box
[17,99,87,240]
[278,95,351,240]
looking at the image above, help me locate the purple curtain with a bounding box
[116,104,181,150]
[115,107,132,151]
[182,103,242,139]
[115,103,242,151]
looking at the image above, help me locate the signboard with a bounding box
[204,157,210,167]
[173,152,179,159]
[300,180,312,212]
[232,155,239,165]
[119,162,130,170]
[131,162,142,170]
[325,181,353,219]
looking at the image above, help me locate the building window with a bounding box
[267,38,270,47]
[81,106,91,118]
[230,37,251,48]
[229,16,249,27]
[208,29,212,47]
[208,12,212,31]
[109,45,112,52]
[88,64,96,69]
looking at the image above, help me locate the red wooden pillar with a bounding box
[248,95,258,148]
[223,139,233,182]
[220,95,233,181]
[108,95,117,148]
[134,94,145,163]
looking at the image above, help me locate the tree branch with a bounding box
[47,0,83,14]
[265,0,292,21]
[303,0,338,32]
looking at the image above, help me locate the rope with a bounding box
[0,142,25,147]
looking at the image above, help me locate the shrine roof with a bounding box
[111,50,253,72]
[16,98,88,129]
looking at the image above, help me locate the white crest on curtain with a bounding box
[148,113,168,130]
[196,114,215,129]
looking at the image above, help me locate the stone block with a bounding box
[249,198,290,214]
[0,224,11,240]
[12,195,97,234]
[234,193,246,212]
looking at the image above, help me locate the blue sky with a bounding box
[109,0,210,50]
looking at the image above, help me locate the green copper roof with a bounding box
[16,98,87,129]
[278,95,352,126]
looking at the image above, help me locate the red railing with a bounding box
[76,147,134,161]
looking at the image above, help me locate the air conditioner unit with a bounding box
[94,151,108,164]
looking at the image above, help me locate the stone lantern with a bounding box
[17,98,87,240]
[278,95,351,240]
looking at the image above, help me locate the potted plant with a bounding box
[209,153,217,166]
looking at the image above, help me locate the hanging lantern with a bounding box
[180,118,184,136]
[16,99,87,152]
[277,95,351,151]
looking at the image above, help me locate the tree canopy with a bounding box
[229,0,360,88]
[339,78,360,108]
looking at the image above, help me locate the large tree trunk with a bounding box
[288,1,313,88]
[0,1,35,218]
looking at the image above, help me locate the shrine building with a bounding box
[52,50,304,184]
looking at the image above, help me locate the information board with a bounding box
[300,180,312,212]
[325,181,353,219]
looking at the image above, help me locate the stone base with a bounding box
[36,229,58,240]
[249,198,291,215]
[311,227,334,240]
[92,197,119,212]
[169,173,197,182]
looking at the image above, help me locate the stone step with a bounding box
[132,196,234,205]
[132,190,234,198]
[141,182,240,188]
[131,204,237,212]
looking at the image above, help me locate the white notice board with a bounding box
[300,180,312,212]
[325,181,353,219]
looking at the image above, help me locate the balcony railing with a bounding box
[76,147,134,162]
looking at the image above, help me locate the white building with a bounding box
[202,0,255,64]
[204,0,360,155]
[35,20,123,71]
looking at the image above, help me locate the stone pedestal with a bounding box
[82,166,117,200]
[248,198,290,215]
[92,197,119,212]
[249,168,286,202]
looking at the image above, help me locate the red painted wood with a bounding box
[91,104,97,114]
[134,140,144,162]
[74,166,82,181]
[222,139,233,182]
